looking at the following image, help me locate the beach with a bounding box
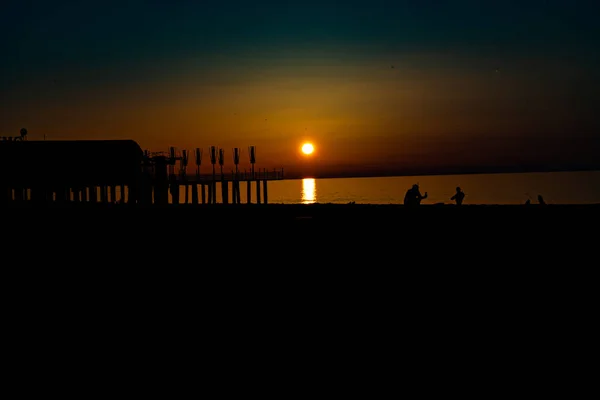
[8,202,597,242]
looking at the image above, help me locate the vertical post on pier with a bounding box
[89,186,97,203]
[170,176,179,204]
[218,148,228,204]
[222,181,229,204]
[247,180,252,204]
[256,180,261,204]
[209,146,217,204]
[154,156,169,206]
[233,148,241,205]
[201,184,206,204]
[194,147,202,205]
[14,186,24,201]
[263,180,268,204]
[168,147,179,204]
[191,184,198,204]
[231,171,237,204]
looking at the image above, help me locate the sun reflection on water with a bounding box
[302,178,316,204]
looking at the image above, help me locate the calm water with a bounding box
[33,171,598,204]
[215,171,600,205]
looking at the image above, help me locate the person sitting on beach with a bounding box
[538,195,546,205]
[451,186,465,205]
[404,184,427,206]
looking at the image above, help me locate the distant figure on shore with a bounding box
[538,195,546,205]
[525,199,531,205]
[451,186,465,205]
[404,184,427,206]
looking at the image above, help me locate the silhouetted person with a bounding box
[538,195,546,205]
[451,186,465,205]
[404,184,427,206]
[525,199,531,205]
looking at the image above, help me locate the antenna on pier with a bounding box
[195,148,202,176]
[180,149,188,178]
[249,146,256,178]
[218,148,225,177]
[168,146,177,175]
[209,146,217,177]
[233,148,240,176]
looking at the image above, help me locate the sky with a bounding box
[1,0,599,178]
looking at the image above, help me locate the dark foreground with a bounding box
[7,202,597,287]
[4,201,596,362]
[6,202,598,243]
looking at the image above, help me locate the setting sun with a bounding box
[301,143,314,155]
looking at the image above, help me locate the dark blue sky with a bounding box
[4,1,599,66]
[1,0,599,174]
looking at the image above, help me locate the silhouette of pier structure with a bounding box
[144,145,283,205]
[1,133,282,205]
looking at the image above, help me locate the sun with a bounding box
[301,143,314,155]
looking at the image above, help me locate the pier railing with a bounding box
[158,168,284,183]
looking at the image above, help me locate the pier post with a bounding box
[222,180,229,204]
[153,157,169,206]
[120,184,125,203]
[247,181,252,204]
[256,180,261,204]
[90,186,97,203]
[201,184,206,204]
[231,176,237,204]
[263,180,268,204]
[185,184,189,204]
[192,184,198,204]
[62,187,70,202]
[14,187,24,201]
[170,177,180,204]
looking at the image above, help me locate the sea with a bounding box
[175,170,600,205]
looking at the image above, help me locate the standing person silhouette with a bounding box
[404,184,427,206]
[451,187,465,205]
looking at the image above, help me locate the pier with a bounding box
[0,131,283,205]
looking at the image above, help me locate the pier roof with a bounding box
[0,140,144,186]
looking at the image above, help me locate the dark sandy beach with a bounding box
[8,202,598,244]
[5,201,596,334]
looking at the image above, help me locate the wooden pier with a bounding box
[158,169,284,205]
[0,136,284,205]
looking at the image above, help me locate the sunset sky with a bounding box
[1,0,599,178]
